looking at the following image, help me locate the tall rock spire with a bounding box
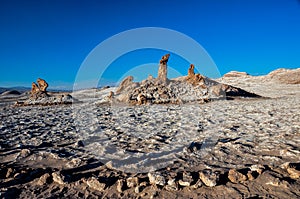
[157,53,170,83]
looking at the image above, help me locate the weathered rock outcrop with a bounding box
[37,78,48,92]
[30,79,49,99]
[223,71,249,78]
[112,54,261,105]
[16,78,74,106]
[186,64,206,87]
[31,82,40,96]
[267,68,300,84]
[157,54,169,83]
[116,76,134,94]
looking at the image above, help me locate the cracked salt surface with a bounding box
[71,84,298,172]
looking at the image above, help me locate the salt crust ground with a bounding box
[0,73,300,198]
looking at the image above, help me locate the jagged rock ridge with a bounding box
[111,54,261,105]
[15,78,73,106]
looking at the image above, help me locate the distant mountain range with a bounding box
[0,86,73,94]
[0,86,31,94]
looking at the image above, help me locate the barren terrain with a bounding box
[1,69,300,198]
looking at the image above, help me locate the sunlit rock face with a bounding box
[16,78,73,106]
[112,54,261,105]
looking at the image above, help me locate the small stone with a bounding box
[180,172,193,186]
[228,169,247,183]
[52,172,65,185]
[178,180,190,187]
[287,167,300,179]
[165,179,178,191]
[140,181,147,187]
[37,173,51,186]
[199,169,219,187]
[134,186,140,194]
[192,179,202,189]
[280,162,290,169]
[250,164,265,175]
[117,179,125,193]
[86,177,106,191]
[105,161,114,169]
[167,178,176,186]
[126,177,139,188]
[137,93,147,105]
[140,192,147,197]
[148,172,166,186]
[6,168,14,178]
[165,185,178,191]
[260,171,288,188]
[13,173,21,179]
[66,158,82,168]
[247,171,255,181]
[19,149,31,158]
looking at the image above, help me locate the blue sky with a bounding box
[0,0,300,89]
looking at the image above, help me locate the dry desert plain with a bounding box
[0,68,300,198]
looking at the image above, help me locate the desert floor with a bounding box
[1,75,300,198]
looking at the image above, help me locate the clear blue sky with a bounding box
[0,0,300,89]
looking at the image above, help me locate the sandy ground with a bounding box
[1,75,300,198]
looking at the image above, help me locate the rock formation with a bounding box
[112,54,261,105]
[223,71,249,78]
[116,76,134,94]
[108,91,114,99]
[31,82,40,97]
[188,64,195,77]
[30,78,49,99]
[186,64,206,87]
[267,68,300,84]
[16,78,74,106]
[37,78,48,92]
[157,53,170,83]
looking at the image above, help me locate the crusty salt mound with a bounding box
[267,68,300,84]
[110,54,261,105]
[223,71,249,78]
[15,78,73,106]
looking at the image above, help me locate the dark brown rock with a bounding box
[159,53,170,65]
